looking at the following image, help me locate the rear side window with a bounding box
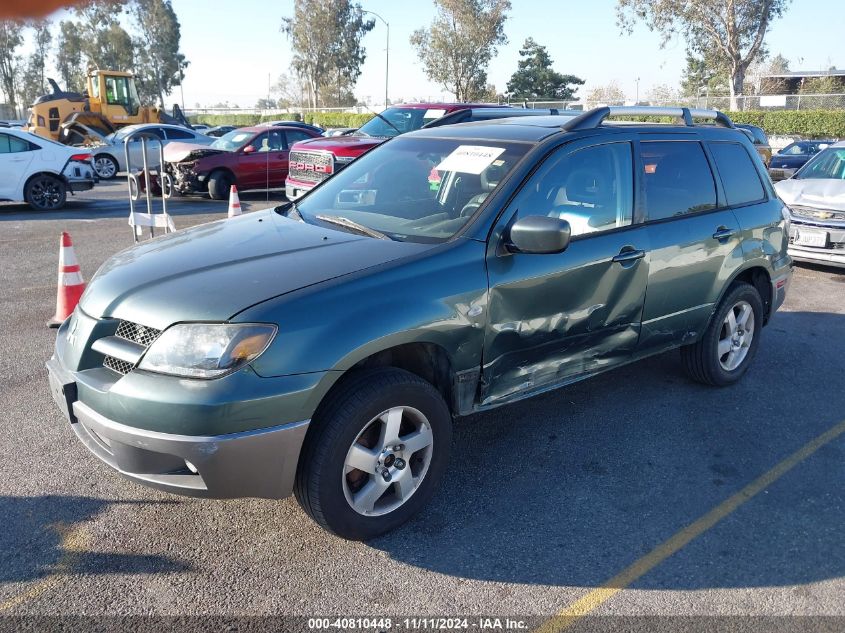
[0,134,34,153]
[285,130,314,146]
[709,142,765,207]
[640,141,716,221]
[165,127,195,140]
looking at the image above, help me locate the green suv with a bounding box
[47,107,792,540]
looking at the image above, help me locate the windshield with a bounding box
[288,136,531,243]
[356,107,450,138]
[210,130,255,151]
[795,147,845,180]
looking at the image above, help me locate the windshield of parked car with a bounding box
[795,148,845,180]
[286,136,531,243]
[356,107,451,138]
[210,130,255,151]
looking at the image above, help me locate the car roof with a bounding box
[830,140,845,148]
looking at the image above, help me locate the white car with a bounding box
[90,123,213,179]
[775,140,845,269]
[0,127,96,210]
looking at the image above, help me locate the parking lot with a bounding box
[1,183,844,631]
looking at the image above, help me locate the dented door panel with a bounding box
[482,226,650,405]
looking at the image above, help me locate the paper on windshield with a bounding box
[435,145,506,175]
[424,109,447,119]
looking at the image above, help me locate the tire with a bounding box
[128,173,141,201]
[25,174,66,210]
[208,170,233,200]
[681,282,763,387]
[295,367,452,540]
[93,154,119,179]
[160,172,175,198]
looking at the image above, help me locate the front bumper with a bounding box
[47,356,309,499]
[285,178,312,200]
[788,244,845,269]
[788,221,845,269]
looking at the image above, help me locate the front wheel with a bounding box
[681,282,763,386]
[295,368,452,540]
[207,170,232,200]
[93,154,119,179]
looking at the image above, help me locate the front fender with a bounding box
[238,237,489,379]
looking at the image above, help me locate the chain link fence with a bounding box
[516,93,845,112]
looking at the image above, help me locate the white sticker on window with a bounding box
[435,145,506,175]
[424,109,447,120]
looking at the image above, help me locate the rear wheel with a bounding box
[25,175,66,210]
[93,154,119,179]
[295,368,452,540]
[681,282,763,386]
[208,170,233,200]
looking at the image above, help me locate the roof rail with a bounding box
[562,106,735,131]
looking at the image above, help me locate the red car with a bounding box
[164,125,321,199]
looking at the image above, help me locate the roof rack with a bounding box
[562,106,735,131]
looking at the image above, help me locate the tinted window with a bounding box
[285,130,313,146]
[509,142,634,237]
[165,127,195,140]
[709,142,765,206]
[0,134,33,153]
[640,141,716,220]
[253,131,283,152]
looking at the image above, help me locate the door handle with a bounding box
[611,248,645,264]
[712,227,736,241]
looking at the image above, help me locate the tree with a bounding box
[19,19,51,107]
[131,0,188,106]
[255,97,277,109]
[274,72,308,108]
[680,51,729,97]
[55,20,86,92]
[0,19,23,113]
[617,0,790,109]
[282,0,374,109]
[505,38,584,101]
[72,0,135,71]
[647,83,680,104]
[585,81,625,105]
[410,0,510,102]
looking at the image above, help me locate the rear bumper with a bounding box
[67,177,96,192]
[770,266,792,314]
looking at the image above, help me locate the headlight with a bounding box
[138,323,276,379]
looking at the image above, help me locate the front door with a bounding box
[0,133,36,199]
[239,131,287,188]
[482,138,650,406]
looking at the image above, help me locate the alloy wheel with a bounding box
[718,300,755,371]
[94,156,117,179]
[342,406,434,517]
[29,177,64,210]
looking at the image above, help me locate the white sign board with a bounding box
[760,95,787,107]
[435,145,506,175]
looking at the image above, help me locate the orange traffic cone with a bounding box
[227,184,242,218]
[47,232,85,328]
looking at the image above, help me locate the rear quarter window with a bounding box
[708,142,766,207]
[640,141,717,221]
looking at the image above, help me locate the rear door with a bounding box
[0,133,36,200]
[637,137,742,352]
[483,136,650,405]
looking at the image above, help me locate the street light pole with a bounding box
[363,10,389,108]
[635,77,640,104]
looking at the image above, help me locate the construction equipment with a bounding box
[25,69,192,146]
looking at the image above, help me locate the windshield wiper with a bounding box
[361,103,402,136]
[316,214,391,240]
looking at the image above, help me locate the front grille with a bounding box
[790,206,845,222]
[288,150,334,185]
[116,320,161,347]
[103,355,134,375]
[103,320,162,375]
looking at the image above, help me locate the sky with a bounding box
[41,0,845,108]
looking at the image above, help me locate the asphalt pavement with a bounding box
[0,182,843,631]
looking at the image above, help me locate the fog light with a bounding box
[185,460,198,474]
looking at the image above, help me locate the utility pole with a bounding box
[363,10,389,108]
[635,77,641,104]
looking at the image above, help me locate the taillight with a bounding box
[70,153,92,162]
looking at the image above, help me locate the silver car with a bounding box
[90,124,213,179]
[775,140,845,268]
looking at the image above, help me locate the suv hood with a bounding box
[80,209,428,329]
[776,178,845,212]
[164,142,229,163]
[292,134,384,157]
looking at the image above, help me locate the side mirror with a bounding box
[506,215,571,254]
[243,145,255,154]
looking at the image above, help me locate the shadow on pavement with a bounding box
[0,495,190,582]
[372,311,845,590]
